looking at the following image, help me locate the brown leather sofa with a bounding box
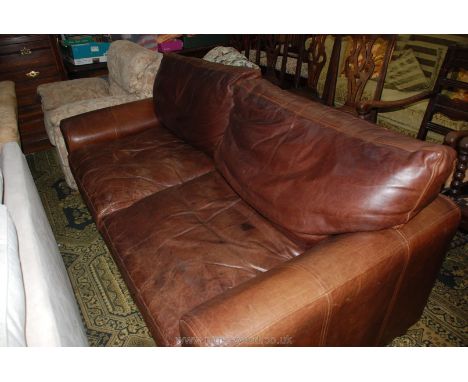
[61,54,461,346]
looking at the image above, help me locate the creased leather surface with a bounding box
[179,196,460,346]
[71,127,213,226]
[67,56,460,347]
[216,79,457,240]
[100,172,307,346]
[153,54,261,156]
[62,98,158,154]
[376,195,461,344]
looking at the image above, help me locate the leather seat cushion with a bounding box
[216,79,456,241]
[153,54,261,156]
[70,126,214,226]
[100,171,306,346]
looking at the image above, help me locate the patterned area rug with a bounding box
[27,149,467,347]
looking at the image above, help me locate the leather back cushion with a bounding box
[216,79,456,241]
[153,54,261,156]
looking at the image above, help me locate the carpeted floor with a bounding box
[27,149,468,347]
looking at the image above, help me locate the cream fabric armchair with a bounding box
[38,40,162,189]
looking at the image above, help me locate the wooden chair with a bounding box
[235,35,463,137]
[417,45,468,140]
[233,35,310,90]
[291,35,397,123]
[445,131,468,231]
[338,35,396,122]
[334,35,439,125]
[240,35,291,88]
[357,45,468,138]
[289,34,339,105]
[235,34,397,122]
[290,35,440,127]
[425,45,468,231]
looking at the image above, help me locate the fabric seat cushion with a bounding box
[100,171,306,346]
[70,126,214,226]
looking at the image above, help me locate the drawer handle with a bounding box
[20,47,32,55]
[25,70,40,78]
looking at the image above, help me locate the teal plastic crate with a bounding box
[61,35,94,46]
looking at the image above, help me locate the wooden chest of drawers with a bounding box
[0,35,65,153]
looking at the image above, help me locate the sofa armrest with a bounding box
[179,196,460,346]
[356,90,433,118]
[61,98,158,154]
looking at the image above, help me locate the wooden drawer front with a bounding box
[0,64,61,83]
[18,104,43,123]
[15,71,62,89]
[17,94,38,109]
[15,74,62,100]
[0,35,49,47]
[19,116,45,135]
[0,38,51,56]
[0,49,57,73]
[19,119,52,154]
[15,73,62,111]
[18,105,42,122]
[16,89,42,109]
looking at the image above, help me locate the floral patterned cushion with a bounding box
[108,77,128,96]
[203,46,260,70]
[37,78,110,111]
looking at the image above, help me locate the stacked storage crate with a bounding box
[60,35,111,65]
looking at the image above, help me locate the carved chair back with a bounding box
[294,34,341,105]
[339,35,396,121]
[234,34,396,122]
[239,35,295,88]
[293,35,395,120]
